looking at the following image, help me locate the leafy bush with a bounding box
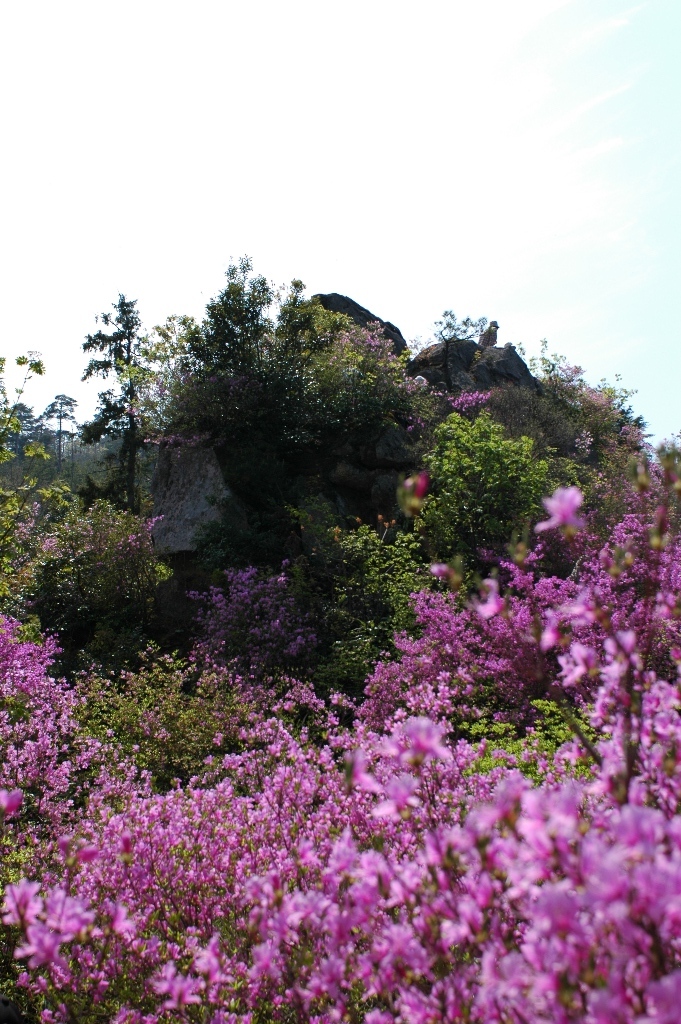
[418,411,549,562]
[77,652,250,791]
[308,524,432,695]
[28,500,171,669]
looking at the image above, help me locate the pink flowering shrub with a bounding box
[448,390,491,416]
[5,464,681,1022]
[192,566,317,682]
[0,619,133,843]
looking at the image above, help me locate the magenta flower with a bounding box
[75,844,100,864]
[373,774,420,819]
[44,890,95,941]
[558,642,599,687]
[16,922,66,970]
[109,903,135,937]
[563,588,599,625]
[389,717,452,767]
[194,935,224,984]
[474,578,505,620]
[151,962,202,1009]
[2,881,43,927]
[535,485,585,533]
[0,788,23,817]
[346,750,382,793]
[249,941,280,981]
[540,615,561,651]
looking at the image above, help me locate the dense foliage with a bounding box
[26,501,171,670]
[2,470,681,1023]
[1,258,676,1023]
[419,411,549,563]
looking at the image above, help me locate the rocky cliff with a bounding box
[151,446,244,555]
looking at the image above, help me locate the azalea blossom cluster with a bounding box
[448,390,492,416]
[0,620,135,841]
[3,473,681,1022]
[192,566,317,682]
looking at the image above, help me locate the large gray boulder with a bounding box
[472,344,540,391]
[150,446,242,554]
[407,339,539,394]
[313,293,407,355]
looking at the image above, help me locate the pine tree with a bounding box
[43,395,77,473]
[82,295,149,512]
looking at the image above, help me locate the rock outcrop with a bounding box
[328,421,416,516]
[150,445,244,554]
[313,293,407,355]
[407,339,540,394]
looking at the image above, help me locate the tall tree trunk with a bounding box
[127,412,137,512]
[57,412,62,473]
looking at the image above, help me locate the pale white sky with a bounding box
[0,0,679,438]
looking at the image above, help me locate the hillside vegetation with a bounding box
[2,262,680,1024]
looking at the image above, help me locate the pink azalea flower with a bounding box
[16,922,66,970]
[373,774,420,819]
[540,615,561,651]
[2,880,43,927]
[44,890,95,940]
[75,844,100,864]
[535,485,584,533]
[346,750,382,793]
[109,903,135,937]
[563,588,599,625]
[151,962,202,1009]
[249,941,280,981]
[0,789,22,817]
[399,716,452,766]
[474,578,505,620]
[193,935,224,984]
[558,643,599,687]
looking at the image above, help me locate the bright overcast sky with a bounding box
[1,0,679,439]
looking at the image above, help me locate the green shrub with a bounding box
[465,699,598,782]
[77,651,249,790]
[419,411,549,562]
[301,523,432,695]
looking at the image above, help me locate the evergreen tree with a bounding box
[43,395,77,473]
[82,295,149,512]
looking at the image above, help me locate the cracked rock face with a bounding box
[150,446,244,554]
[360,423,412,469]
